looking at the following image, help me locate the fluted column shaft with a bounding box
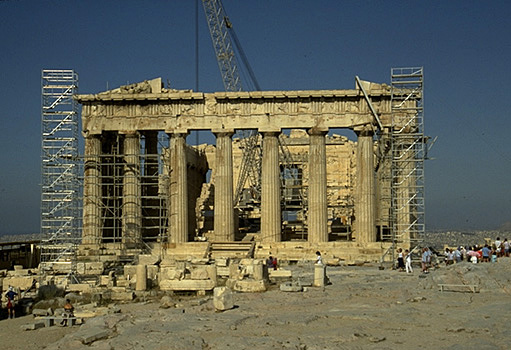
[122,132,142,245]
[308,129,328,243]
[83,135,102,245]
[261,132,281,242]
[355,128,376,243]
[214,132,235,241]
[169,133,189,243]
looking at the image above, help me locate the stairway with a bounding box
[208,241,255,259]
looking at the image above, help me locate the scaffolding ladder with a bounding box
[40,69,81,275]
[389,67,425,247]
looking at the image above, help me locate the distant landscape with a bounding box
[2,228,511,251]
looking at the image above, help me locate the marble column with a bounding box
[122,132,142,245]
[169,132,188,243]
[83,135,102,245]
[308,129,328,243]
[214,131,235,241]
[261,132,281,242]
[354,127,377,243]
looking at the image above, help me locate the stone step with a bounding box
[209,241,255,259]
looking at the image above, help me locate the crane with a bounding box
[201,0,307,238]
[201,0,262,206]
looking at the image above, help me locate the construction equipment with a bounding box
[202,0,262,206]
[201,0,307,236]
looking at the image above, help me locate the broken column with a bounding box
[213,131,235,241]
[261,131,281,242]
[135,264,147,291]
[213,286,234,311]
[313,263,327,287]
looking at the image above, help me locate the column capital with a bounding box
[307,127,328,136]
[212,129,235,136]
[119,130,140,136]
[168,131,189,138]
[261,131,280,137]
[354,124,375,137]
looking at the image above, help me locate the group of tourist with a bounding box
[445,237,510,264]
[398,237,510,275]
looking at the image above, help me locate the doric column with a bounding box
[169,132,188,243]
[214,131,235,241]
[122,132,142,245]
[307,129,328,243]
[354,127,376,243]
[261,131,281,242]
[82,135,102,245]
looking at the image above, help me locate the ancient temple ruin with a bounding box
[73,72,423,270]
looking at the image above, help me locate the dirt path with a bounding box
[0,314,75,349]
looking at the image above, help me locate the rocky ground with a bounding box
[2,257,511,350]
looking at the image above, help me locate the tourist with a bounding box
[405,249,413,274]
[460,246,467,261]
[5,286,17,319]
[397,248,405,271]
[495,237,502,257]
[445,248,454,265]
[315,251,323,265]
[503,239,509,257]
[271,256,278,270]
[481,244,491,262]
[60,299,74,326]
[454,247,462,263]
[266,256,274,270]
[491,248,498,263]
[421,248,429,273]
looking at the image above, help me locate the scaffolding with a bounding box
[389,67,425,246]
[92,132,170,245]
[40,70,81,272]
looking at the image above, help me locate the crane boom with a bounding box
[202,0,261,206]
[202,0,242,92]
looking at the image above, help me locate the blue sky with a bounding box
[0,0,510,234]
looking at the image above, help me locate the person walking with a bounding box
[405,249,413,274]
[5,286,18,319]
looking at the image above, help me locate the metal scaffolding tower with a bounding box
[40,70,81,272]
[390,67,425,246]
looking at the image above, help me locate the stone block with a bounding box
[216,266,230,276]
[76,262,86,275]
[232,279,267,293]
[3,276,36,290]
[280,281,303,292]
[123,265,137,280]
[32,308,51,317]
[159,279,216,291]
[67,283,93,293]
[215,257,230,267]
[138,254,160,266]
[190,267,209,280]
[269,269,292,278]
[99,275,111,286]
[79,327,110,345]
[84,262,104,275]
[160,266,185,280]
[21,321,45,331]
[213,287,233,311]
[111,291,134,301]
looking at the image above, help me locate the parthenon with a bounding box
[73,74,422,265]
